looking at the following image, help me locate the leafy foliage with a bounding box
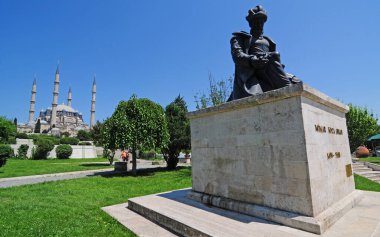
[61,132,70,137]
[89,121,103,146]
[346,104,380,152]
[194,73,233,109]
[76,130,91,141]
[60,137,80,145]
[0,116,17,144]
[56,144,73,159]
[32,139,54,160]
[163,95,191,169]
[29,134,60,145]
[16,132,29,139]
[0,144,13,167]
[17,144,29,159]
[101,95,169,175]
[34,119,41,133]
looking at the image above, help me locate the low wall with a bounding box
[48,145,98,159]
[10,139,99,159]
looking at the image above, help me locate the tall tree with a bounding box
[163,95,191,169]
[101,95,169,175]
[0,116,16,144]
[34,119,41,134]
[194,73,233,109]
[90,121,103,146]
[346,104,380,152]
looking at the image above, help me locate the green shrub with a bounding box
[60,137,79,145]
[0,116,17,144]
[29,134,60,145]
[61,132,70,137]
[56,144,73,159]
[0,144,14,167]
[16,132,29,139]
[140,150,156,159]
[78,141,92,145]
[17,144,29,159]
[32,139,54,160]
[76,130,91,141]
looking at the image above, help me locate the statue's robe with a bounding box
[228,31,292,101]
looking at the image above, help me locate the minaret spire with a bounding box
[50,64,60,127]
[28,77,37,124]
[90,75,96,129]
[67,87,72,107]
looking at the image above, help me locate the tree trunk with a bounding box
[132,149,137,176]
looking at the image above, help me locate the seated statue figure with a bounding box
[228,5,300,101]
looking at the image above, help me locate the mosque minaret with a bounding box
[28,78,37,124]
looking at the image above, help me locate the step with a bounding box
[355,171,380,175]
[361,174,380,179]
[353,168,372,172]
[370,177,380,182]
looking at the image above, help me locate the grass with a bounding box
[0,167,192,237]
[0,165,378,237]
[357,156,380,164]
[0,158,111,178]
[354,174,380,192]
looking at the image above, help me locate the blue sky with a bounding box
[0,1,379,124]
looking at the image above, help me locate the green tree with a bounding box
[101,95,169,175]
[101,117,117,165]
[346,104,380,152]
[0,144,13,167]
[194,73,233,109]
[34,119,41,133]
[76,130,91,141]
[0,116,17,144]
[90,121,103,146]
[163,95,191,169]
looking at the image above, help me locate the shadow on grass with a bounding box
[93,166,190,178]
[80,163,111,167]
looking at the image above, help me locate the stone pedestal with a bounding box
[186,83,360,234]
[114,161,128,173]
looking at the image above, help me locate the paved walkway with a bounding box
[104,189,380,237]
[353,162,380,183]
[0,159,188,188]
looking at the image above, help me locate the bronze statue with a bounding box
[228,5,300,101]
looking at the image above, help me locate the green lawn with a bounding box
[354,174,380,192]
[0,166,379,237]
[357,157,380,164]
[0,167,192,237]
[0,158,111,178]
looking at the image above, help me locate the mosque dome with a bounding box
[57,103,75,112]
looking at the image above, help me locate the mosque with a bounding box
[17,66,96,135]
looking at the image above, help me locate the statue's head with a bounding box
[246,5,267,35]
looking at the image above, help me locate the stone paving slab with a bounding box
[104,189,380,237]
[0,168,114,188]
[102,203,177,237]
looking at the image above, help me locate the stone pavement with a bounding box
[103,189,380,237]
[353,162,380,183]
[0,159,181,188]
[0,168,114,188]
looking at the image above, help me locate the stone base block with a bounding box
[116,189,380,237]
[114,161,128,172]
[187,190,363,234]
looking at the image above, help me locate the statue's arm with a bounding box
[231,37,252,67]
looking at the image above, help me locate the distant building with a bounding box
[18,65,96,135]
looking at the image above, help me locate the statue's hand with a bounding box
[250,56,268,69]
